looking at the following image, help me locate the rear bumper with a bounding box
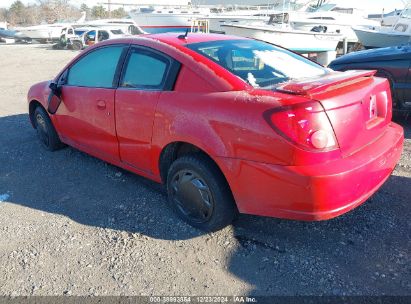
[223,122,404,221]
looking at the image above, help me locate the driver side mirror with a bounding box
[49,82,59,94]
[47,82,62,115]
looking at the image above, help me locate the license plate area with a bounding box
[365,91,388,130]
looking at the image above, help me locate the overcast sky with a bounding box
[0,0,407,14]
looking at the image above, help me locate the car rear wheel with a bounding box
[34,106,64,151]
[70,41,82,51]
[166,154,237,232]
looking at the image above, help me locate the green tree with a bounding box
[35,0,73,22]
[10,0,25,12]
[80,3,88,11]
[91,5,107,19]
[0,8,8,22]
[111,7,127,19]
[8,0,27,25]
[80,3,90,19]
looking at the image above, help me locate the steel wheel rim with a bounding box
[170,169,214,223]
[36,113,49,147]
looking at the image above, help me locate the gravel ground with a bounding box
[0,44,410,297]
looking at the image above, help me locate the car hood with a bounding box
[331,44,411,66]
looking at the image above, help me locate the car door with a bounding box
[115,46,181,172]
[55,44,128,162]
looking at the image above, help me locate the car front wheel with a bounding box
[34,106,64,151]
[166,154,237,232]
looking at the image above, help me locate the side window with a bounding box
[67,46,125,88]
[85,30,96,44]
[120,48,169,90]
[98,30,109,42]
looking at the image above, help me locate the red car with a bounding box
[27,33,404,231]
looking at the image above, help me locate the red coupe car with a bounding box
[27,33,404,231]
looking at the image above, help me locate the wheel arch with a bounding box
[29,99,46,128]
[374,69,398,103]
[158,141,230,187]
[158,141,238,223]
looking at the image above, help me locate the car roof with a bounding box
[76,33,251,92]
[142,32,248,46]
[101,33,248,48]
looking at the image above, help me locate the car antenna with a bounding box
[178,28,189,40]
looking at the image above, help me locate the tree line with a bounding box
[0,0,128,26]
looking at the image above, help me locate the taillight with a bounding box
[264,101,339,152]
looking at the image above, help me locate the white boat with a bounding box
[367,0,407,26]
[128,4,210,33]
[78,18,146,35]
[128,1,314,34]
[208,9,276,34]
[354,27,411,48]
[353,1,411,48]
[16,24,72,43]
[368,10,403,27]
[208,1,318,33]
[221,22,341,53]
[283,1,380,42]
[16,12,86,43]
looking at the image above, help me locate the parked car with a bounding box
[27,34,404,231]
[329,45,411,112]
[67,27,127,50]
[52,27,81,50]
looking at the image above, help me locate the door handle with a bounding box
[96,100,106,110]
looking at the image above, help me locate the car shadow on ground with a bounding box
[1,114,410,295]
[0,114,203,240]
[393,114,411,139]
[228,173,411,295]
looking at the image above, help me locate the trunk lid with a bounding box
[277,71,392,157]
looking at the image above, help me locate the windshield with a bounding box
[401,8,411,19]
[312,4,337,12]
[186,39,327,88]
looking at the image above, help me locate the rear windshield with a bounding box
[186,39,328,88]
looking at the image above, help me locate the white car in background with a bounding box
[68,27,129,50]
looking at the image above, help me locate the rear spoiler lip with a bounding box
[276,70,377,96]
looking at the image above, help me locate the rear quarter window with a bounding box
[187,39,328,88]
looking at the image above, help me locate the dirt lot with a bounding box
[0,44,410,297]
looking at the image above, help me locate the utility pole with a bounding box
[108,0,111,18]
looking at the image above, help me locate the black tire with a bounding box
[52,42,65,50]
[33,106,64,151]
[166,154,237,232]
[70,41,82,51]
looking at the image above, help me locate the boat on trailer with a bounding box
[221,19,341,54]
[15,12,86,43]
[128,1,209,34]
